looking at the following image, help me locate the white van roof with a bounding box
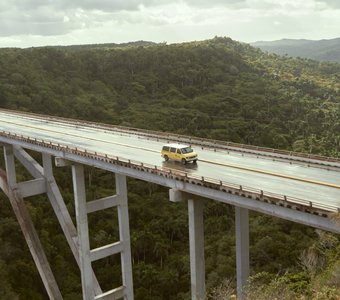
[164,143,190,148]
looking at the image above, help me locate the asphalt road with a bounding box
[1,110,340,209]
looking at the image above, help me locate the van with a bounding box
[161,144,198,164]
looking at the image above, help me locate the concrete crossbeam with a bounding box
[90,242,124,262]
[169,188,185,202]
[94,286,125,300]
[87,195,121,213]
[17,178,46,198]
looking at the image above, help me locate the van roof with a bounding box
[163,143,190,148]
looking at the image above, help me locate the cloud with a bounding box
[317,0,340,8]
[0,0,246,37]
[54,0,248,11]
[183,0,247,8]
[56,0,146,12]
[54,0,174,12]
[0,0,340,47]
[0,0,170,37]
[9,0,146,12]
[0,4,92,36]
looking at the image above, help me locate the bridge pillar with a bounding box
[72,164,94,300]
[188,198,205,300]
[116,174,134,300]
[4,144,17,186]
[235,206,249,299]
[71,163,134,300]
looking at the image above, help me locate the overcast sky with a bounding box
[0,0,340,48]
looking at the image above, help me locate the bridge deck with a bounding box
[1,110,340,212]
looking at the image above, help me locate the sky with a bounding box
[0,0,340,48]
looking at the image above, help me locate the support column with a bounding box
[72,164,94,300]
[188,198,205,300]
[116,174,134,300]
[235,206,249,299]
[4,145,17,186]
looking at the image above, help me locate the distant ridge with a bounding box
[251,37,340,63]
[37,40,158,51]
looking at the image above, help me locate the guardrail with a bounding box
[1,130,339,216]
[2,108,340,167]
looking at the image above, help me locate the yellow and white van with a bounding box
[161,144,198,164]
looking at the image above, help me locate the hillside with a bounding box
[252,37,340,63]
[0,37,339,299]
[1,36,340,155]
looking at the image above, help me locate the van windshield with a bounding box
[181,147,193,154]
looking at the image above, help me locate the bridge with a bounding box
[0,108,339,300]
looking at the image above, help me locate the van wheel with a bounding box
[193,159,197,163]
[181,158,186,165]
[164,155,169,161]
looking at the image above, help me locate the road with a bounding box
[1,110,340,209]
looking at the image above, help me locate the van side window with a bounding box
[170,147,176,153]
[163,146,169,151]
[177,149,181,154]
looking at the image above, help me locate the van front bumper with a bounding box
[185,155,198,162]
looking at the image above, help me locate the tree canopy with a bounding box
[0,37,339,299]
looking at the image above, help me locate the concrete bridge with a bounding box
[0,109,339,300]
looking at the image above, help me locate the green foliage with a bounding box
[240,231,340,300]
[0,37,340,298]
[0,259,19,300]
[207,278,235,300]
[244,272,299,300]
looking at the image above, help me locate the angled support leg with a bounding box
[2,145,63,300]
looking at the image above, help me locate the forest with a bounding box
[0,37,339,299]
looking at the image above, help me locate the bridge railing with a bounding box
[1,130,339,215]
